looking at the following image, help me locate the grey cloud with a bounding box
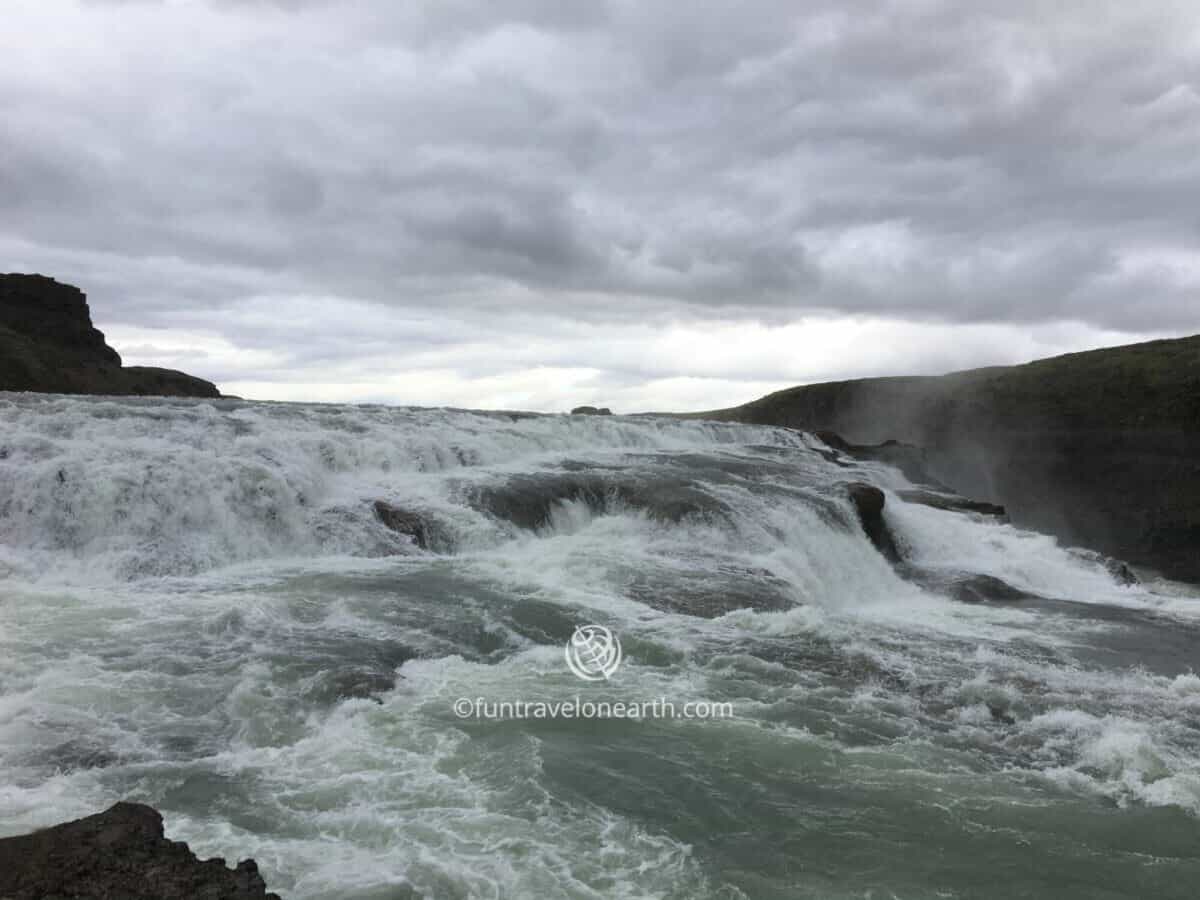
[3,0,1199,349]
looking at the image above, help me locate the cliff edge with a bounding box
[0,274,220,398]
[698,335,1200,583]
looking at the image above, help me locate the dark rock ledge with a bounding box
[0,802,281,900]
[844,481,901,564]
[373,499,429,549]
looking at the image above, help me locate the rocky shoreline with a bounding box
[0,802,280,899]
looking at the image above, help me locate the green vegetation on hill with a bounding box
[699,335,1200,582]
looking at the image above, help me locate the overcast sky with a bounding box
[4,0,1199,410]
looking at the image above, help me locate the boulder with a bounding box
[898,566,1045,604]
[0,802,281,900]
[844,482,901,563]
[944,573,1042,604]
[1067,548,1140,586]
[1105,558,1139,586]
[570,406,612,415]
[0,273,220,398]
[897,489,1006,517]
[469,472,729,530]
[625,566,796,618]
[373,500,428,549]
[470,472,609,530]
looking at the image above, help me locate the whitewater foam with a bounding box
[3,394,1200,898]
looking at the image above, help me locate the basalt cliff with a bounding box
[0,273,220,398]
[697,336,1200,583]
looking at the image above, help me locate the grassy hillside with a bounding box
[698,335,1200,582]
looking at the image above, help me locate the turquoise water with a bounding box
[1,395,1198,898]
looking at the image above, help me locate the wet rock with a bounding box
[844,482,901,563]
[901,567,1045,604]
[305,667,396,705]
[809,444,854,468]
[0,801,281,899]
[748,635,911,693]
[634,481,729,523]
[470,473,608,529]
[816,431,946,487]
[1105,558,1139,586]
[285,633,414,705]
[897,489,1006,517]
[626,565,796,618]
[813,430,855,454]
[470,472,729,530]
[373,500,428,549]
[570,405,612,415]
[507,597,580,644]
[1067,548,1140,586]
[42,739,121,772]
[951,575,1040,603]
[987,702,1017,726]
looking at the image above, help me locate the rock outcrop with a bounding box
[813,431,947,489]
[699,336,1200,583]
[896,488,1006,518]
[0,274,221,398]
[570,405,612,415]
[373,499,429,549]
[470,471,729,530]
[0,802,280,900]
[844,481,901,563]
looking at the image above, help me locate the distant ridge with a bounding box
[0,274,220,398]
[694,335,1200,583]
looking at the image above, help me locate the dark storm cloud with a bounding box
[3,0,1199,340]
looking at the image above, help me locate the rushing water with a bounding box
[1,394,1199,899]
